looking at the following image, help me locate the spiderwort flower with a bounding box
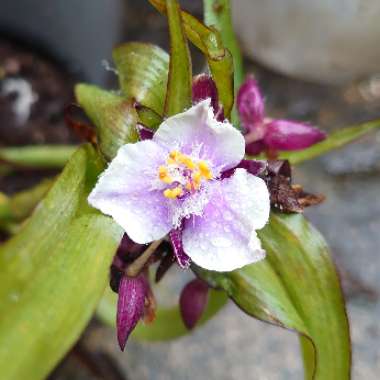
[89,99,270,272]
[237,76,327,155]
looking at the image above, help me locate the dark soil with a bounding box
[0,38,77,146]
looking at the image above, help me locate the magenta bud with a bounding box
[117,275,147,351]
[192,74,224,121]
[245,140,266,156]
[136,123,154,141]
[179,279,209,330]
[264,120,326,151]
[237,75,265,133]
[169,228,191,269]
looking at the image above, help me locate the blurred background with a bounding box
[0,0,379,379]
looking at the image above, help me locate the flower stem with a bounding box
[126,239,163,277]
[203,0,244,126]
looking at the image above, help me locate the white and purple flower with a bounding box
[88,99,270,272]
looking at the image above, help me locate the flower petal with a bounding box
[88,140,172,244]
[264,119,326,151]
[237,76,265,132]
[153,99,245,173]
[182,169,270,271]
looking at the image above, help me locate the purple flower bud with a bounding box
[245,140,266,156]
[264,119,326,151]
[169,228,191,269]
[136,123,154,141]
[192,74,224,121]
[237,76,265,133]
[117,275,147,351]
[180,279,209,330]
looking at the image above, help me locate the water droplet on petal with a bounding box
[211,236,232,248]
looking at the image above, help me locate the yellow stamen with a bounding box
[198,161,213,180]
[163,186,183,199]
[158,166,173,184]
[169,150,181,160]
[193,171,202,185]
[178,155,196,170]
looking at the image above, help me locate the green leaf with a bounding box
[0,145,76,170]
[0,178,53,224]
[280,119,380,164]
[97,286,228,341]
[164,0,192,116]
[0,144,123,380]
[149,0,234,119]
[112,42,169,115]
[198,213,350,380]
[75,84,139,161]
[136,105,163,130]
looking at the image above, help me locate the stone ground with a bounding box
[2,0,380,378]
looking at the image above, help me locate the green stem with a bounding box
[203,0,244,90]
[203,0,244,126]
[0,145,77,170]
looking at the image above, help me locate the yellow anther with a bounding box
[158,166,168,177]
[198,161,213,180]
[179,155,196,170]
[163,186,183,199]
[193,171,202,185]
[158,166,173,184]
[169,150,181,161]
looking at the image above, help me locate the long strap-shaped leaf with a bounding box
[198,213,351,380]
[281,119,380,164]
[0,145,123,380]
[164,0,192,116]
[149,0,234,119]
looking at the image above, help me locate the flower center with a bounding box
[158,150,213,199]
